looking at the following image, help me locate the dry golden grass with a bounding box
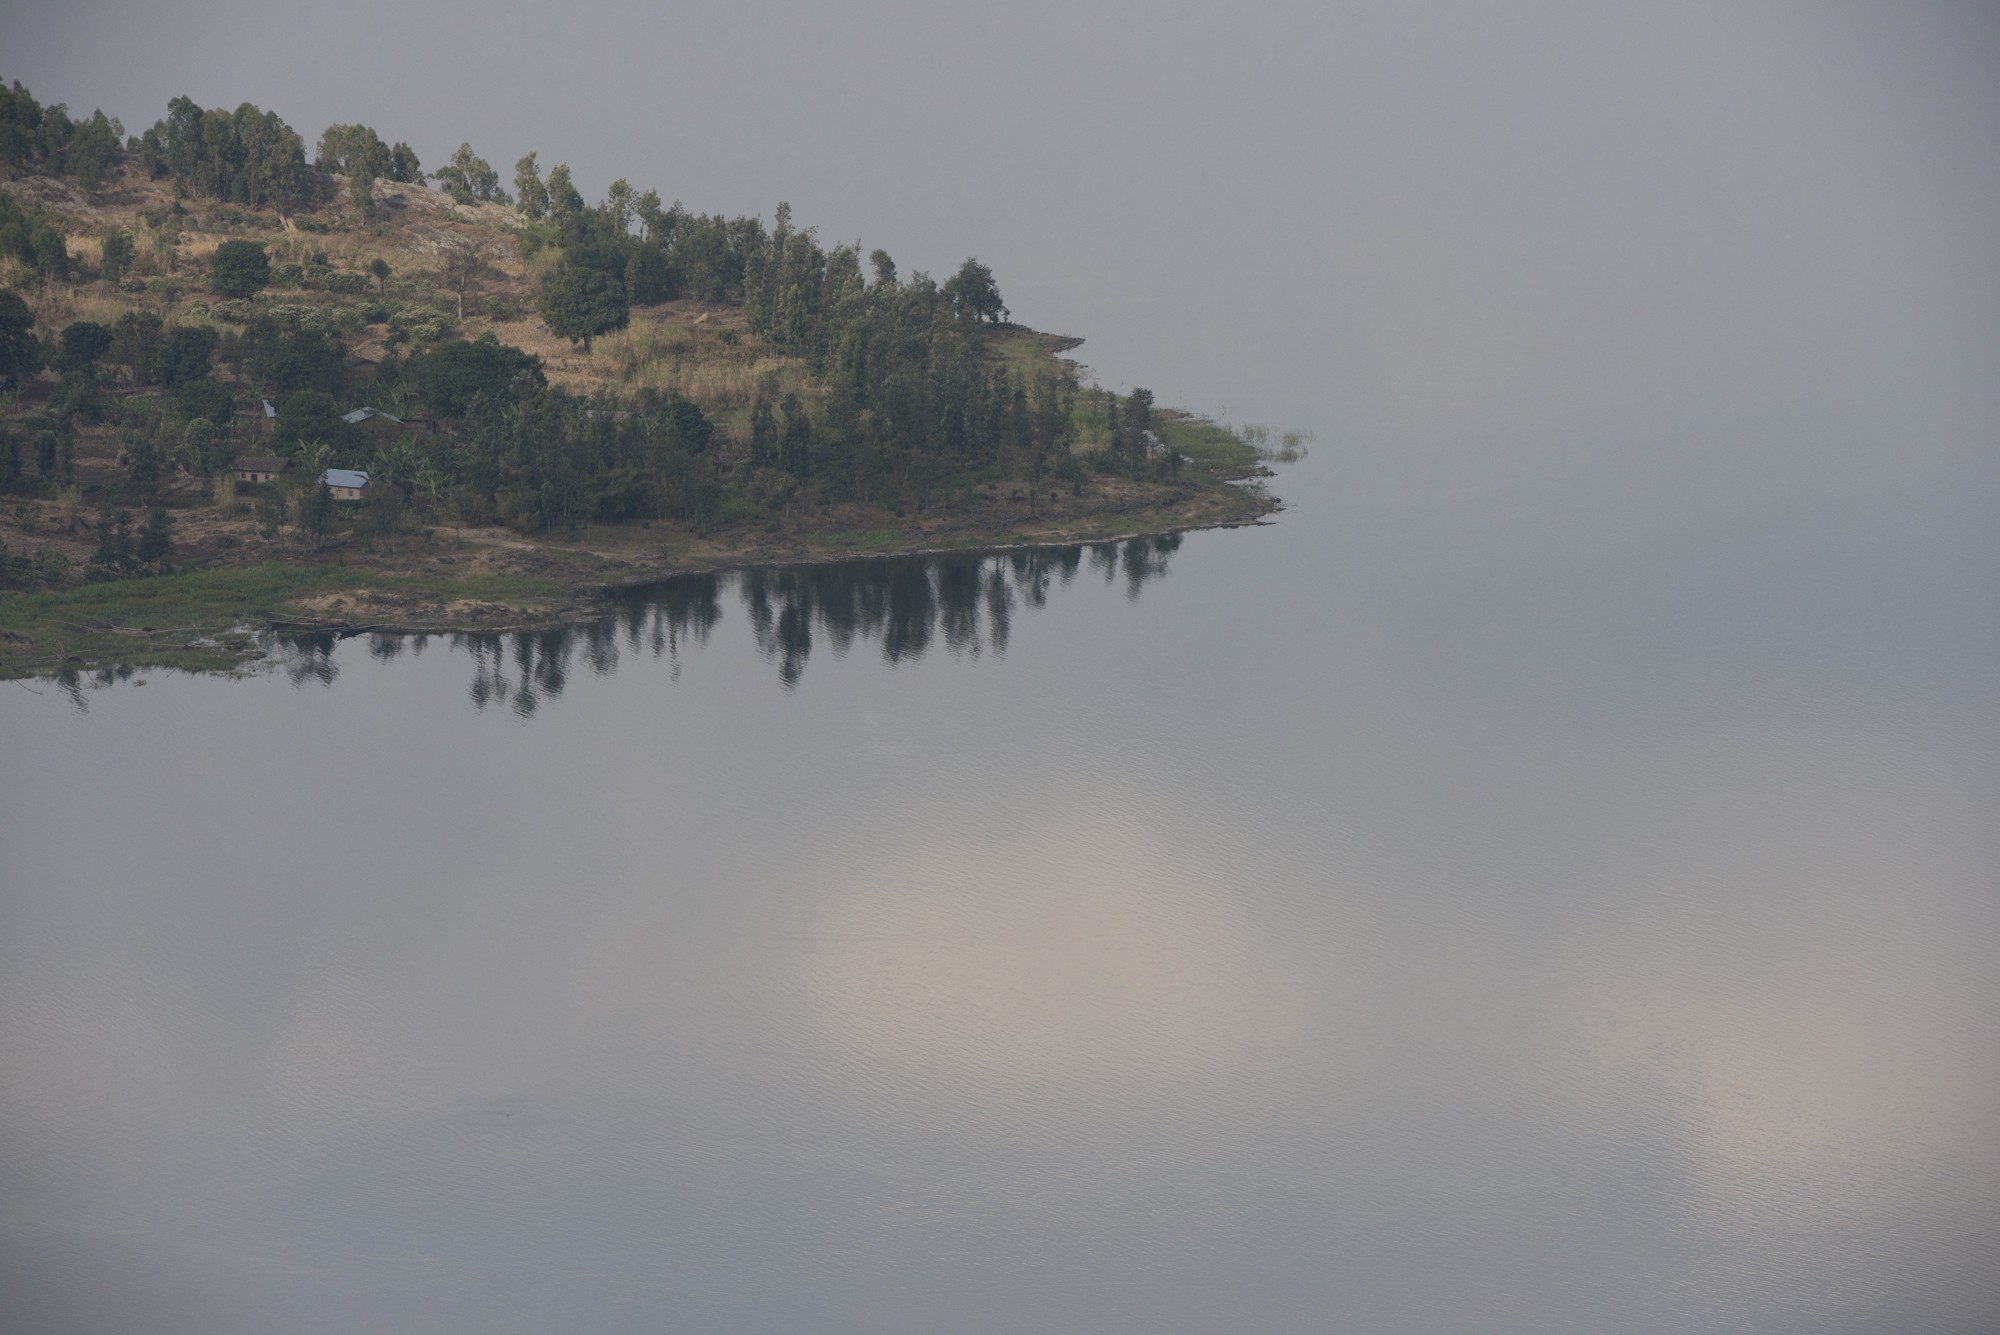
[22,287,135,330]
[598,321,698,379]
[175,233,224,262]
[8,157,830,419]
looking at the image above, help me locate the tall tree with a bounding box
[438,235,493,321]
[387,141,422,183]
[1125,387,1153,473]
[99,230,134,285]
[109,310,163,385]
[348,154,376,213]
[943,257,1006,324]
[513,152,548,219]
[544,163,584,232]
[0,291,39,382]
[68,110,121,189]
[537,258,628,350]
[604,178,635,235]
[433,143,507,204]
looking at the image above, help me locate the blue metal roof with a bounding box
[321,469,370,490]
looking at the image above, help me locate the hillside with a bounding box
[0,83,1285,676]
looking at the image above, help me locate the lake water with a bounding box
[3,437,1997,1333]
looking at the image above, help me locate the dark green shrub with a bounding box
[156,325,220,389]
[211,239,271,298]
[58,321,112,372]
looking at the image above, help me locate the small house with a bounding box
[321,468,370,501]
[342,407,434,439]
[234,455,288,484]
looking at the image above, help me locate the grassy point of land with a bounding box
[1,85,1295,679]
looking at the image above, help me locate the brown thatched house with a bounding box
[234,455,288,484]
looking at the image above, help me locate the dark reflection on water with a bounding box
[273,535,1181,711]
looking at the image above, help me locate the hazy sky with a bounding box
[8,0,1998,443]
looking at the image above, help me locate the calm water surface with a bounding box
[3,440,1997,1333]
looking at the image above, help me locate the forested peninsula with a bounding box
[0,81,1295,677]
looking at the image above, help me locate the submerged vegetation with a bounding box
[0,75,1297,676]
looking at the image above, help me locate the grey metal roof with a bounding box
[341,407,404,426]
[321,469,370,489]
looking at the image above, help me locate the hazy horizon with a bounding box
[7,1,1997,445]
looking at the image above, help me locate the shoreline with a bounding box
[0,478,1278,680]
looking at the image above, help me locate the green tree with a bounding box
[544,163,584,229]
[0,192,68,277]
[146,97,313,209]
[410,335,544,417]
[943,257,1006,324]
[0,291,40,382]
[348,155,376,213]
[99,230,134,285]
[317,123,381,173]
[69,109,121,189]
[210,238,271,297]
[749,389,777,467]
[175,376,235,427]
[514,152,549,219]
[156,325,220,389]
[604,178,635,234]
[537,257,628,350]
[52,371,107,425]
[38,103,73,169]
[635,188,670,244]
[0,79,47,167]
[433,143,506,204]
[136,506,173,565]
[388,141,422,183]
[242,322,348,396]
[368,256,391,292]
[1125,387,1153,473]
[126,440,160,495]
[779,392,814,477]
[90,507,137,576]
[109,310,163,384]
[180,417,220,474]
[273,390,351,454]
[64,322,122,375]
[295,473,335,550]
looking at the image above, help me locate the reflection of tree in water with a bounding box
[44,538,1176,710]
[457,627,576,717]
[358,536,1178,710]
[282,633,340,688]
[48,661,137,713]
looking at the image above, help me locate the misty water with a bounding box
[5,431,1997,1332]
